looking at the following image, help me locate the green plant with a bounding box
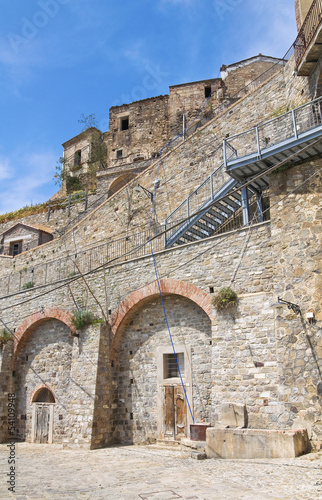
[22,281,34,290]
[272,162,293,175]
[78,113,98,131]
[67,271,78,278]
[0,329,12,348]
[212,287,238,310]
[271,104,290,118]
[71,310,102,330]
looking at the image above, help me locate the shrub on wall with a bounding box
[71,310,104,331]
[212,287,238,310]
[0,329,12,349]
[22,281,34,290]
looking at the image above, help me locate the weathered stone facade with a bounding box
[0,7,322,453]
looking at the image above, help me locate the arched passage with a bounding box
[110,279,213,445]
[14,315,74,444]
[108,173,136,197]
[111,278,212,353]
[14,307,75,358]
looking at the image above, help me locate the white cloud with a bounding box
[0,151,57,214]
[236,1,297,59]
[0,157,12,181]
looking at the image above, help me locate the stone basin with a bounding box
[206,427,309,459]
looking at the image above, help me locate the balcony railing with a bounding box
[294,0,322,68]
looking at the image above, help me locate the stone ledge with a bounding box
[206,428,309,459]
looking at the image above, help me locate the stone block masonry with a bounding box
[206,428,309,459]
[0,50,321,451]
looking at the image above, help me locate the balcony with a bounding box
[294,0,322,75]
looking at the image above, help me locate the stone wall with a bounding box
[270,158,322,447]
[0,342,14,443]
[0,61,311,297]
[221,56,285,97]
[11,319,114,449]
[168,79,221,137]
[0,51,321,449]
[116,295,212,444]
[295,0,313,30]
[62,127,104,190]
[107,95,170,169]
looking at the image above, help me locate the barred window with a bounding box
[164,353,184,378]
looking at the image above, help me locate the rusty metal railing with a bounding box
[294,0,322,68]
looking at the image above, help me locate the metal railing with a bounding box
[213,191,270,236]
[1,225,166,296]
[0,49,297,294]
[46,190,89,220]
[164,145,237,242]
[294,0,322,67]
[223,96,322,164]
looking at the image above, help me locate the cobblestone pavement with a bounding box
[0,443,322,500]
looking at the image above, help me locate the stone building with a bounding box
[0,1,321,456]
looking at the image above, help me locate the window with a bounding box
[33,388,55,403]
[120,117,129,131]
[205,86,212,98]
[116,149,123,159]
[74,150,82,167]
[10,241,22,256]
[164,353,184,379]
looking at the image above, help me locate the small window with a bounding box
[120,117,129,131]
[205,86,212,98]
[116,149,123,159]
[74,150,82,166]
[33,388,55,403]
[164,353,184,379]
[10,241,22,256]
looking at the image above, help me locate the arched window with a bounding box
[33,388,55,403]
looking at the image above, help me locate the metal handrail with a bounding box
[164,148,237,245]
[294,0,322,67]
[223,95,322,165]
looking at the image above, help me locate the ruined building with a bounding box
[0,0,321,458]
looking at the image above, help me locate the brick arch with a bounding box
[29,384,57,405]
[111,278,212,352]
[14,307,76,357]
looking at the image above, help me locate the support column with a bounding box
[241,187,250,226]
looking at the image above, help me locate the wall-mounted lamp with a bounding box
[134,184,154,202]
[272,297,301,315]
[306,311,316,324]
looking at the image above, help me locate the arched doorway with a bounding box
[114,292,212,445]
[14,312,74,444]
[31,387,56,444]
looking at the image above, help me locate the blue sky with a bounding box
[0,0,297,214]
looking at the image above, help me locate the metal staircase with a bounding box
[165,96,322,248]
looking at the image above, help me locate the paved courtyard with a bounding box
[0,443,321,500]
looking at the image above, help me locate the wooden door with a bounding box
[32,404,54,444]
[163,386,175,438]
[162,386,187,440]
[174,389,187,439]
